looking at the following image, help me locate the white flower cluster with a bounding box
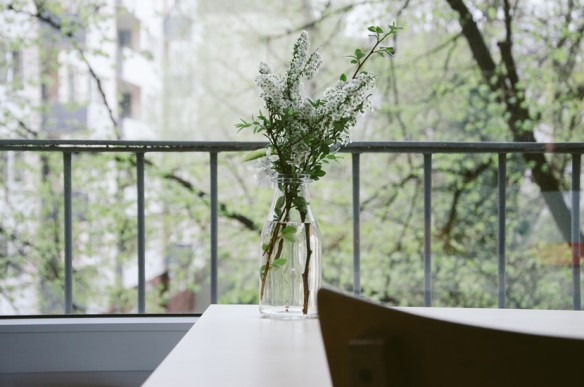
[318,73,375,140]
[254,30,375,179]
[251,156,278,187]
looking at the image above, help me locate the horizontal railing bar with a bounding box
[344,142,584,154]
[0,140,267,153]
[1,140,584,154]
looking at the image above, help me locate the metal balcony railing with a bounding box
[0,140,583,313]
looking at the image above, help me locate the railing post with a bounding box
[136,152,146,313]
[210,152,218,304]
[498,153,507,308]
[572,153,581,310]
[63,152,73,314]
[423,154,432,307]
[352,153,361,296]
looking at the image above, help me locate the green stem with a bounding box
[301,222,312,315]
[259,184,295,300]
[351,33,388,79]
[260,221,283,300]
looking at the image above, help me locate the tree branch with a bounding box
[497,0,519,88]
[439,158,494,251]
[445,0,499,83]
[118,156,260,232]
[445,0,584,256]
[28,1,120,136]
[265,1,372,40]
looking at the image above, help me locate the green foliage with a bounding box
[1,0,583,315]
[274,226,296,242]
[238,26,399,182]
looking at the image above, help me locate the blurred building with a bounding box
[0,0,209,314]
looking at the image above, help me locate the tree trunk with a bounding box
[445,0,583,256]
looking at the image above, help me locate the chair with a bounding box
[317,288,583,387]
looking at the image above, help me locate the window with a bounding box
[67,65,76,103]
[120,92,132,118]
[0,50,23,88]
[118,29,132,49]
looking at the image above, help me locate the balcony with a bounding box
[0,139,583,386]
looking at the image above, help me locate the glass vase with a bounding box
[259,175,322,319]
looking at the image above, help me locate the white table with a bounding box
[142,305,331,387]
[143,305,584,386]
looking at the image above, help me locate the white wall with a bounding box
[0,316,196,387]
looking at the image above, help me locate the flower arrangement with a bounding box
[237,25,400,182]
[237,25,400,317]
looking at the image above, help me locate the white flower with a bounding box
[246,30,378,179]
[252,156,277,187]
[256,74,283,106]
[258,62,271,75]
[303,52,322,80]
[288,31,310,82]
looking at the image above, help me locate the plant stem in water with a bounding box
[260,221,282,300]
[301,223,312,314]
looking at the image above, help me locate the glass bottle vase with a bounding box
[259,175,322,319]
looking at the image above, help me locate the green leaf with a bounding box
[235,119,251,131]
[384,47,395,55]
[340,73,347,82]
[275,196,285,210]
[293,196,307,212]
[311,167,326,180]
[261,243,269,253]
[282,225,297,235]
[376,26,383,34]
[487,7,497,19]
[243,149,267,162]
[355,49,365,60]
[367,26,378,33]
[388,23,403,34]
[308,98,323,108]
[272,258,287,268]
[259,264,266,277]
[281,226,297,243]
[350,59,358,64]
[281,232,296,242]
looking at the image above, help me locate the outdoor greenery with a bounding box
[0,0,582,314]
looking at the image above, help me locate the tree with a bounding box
[251,0,583,308]
[0,0,582,314]
[445,0,583,254]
